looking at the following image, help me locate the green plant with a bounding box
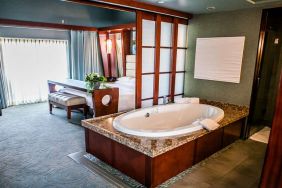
[85,73,106,93]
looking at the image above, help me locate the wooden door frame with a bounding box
[246,9,268,138]
[249,7,282,188]
[260,53,282,188]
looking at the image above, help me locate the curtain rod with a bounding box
[0,37,68,43]
[0,25,68,32]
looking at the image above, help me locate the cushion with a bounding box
[48,92,86,106]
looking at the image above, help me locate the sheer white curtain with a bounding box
[1,38,68,106]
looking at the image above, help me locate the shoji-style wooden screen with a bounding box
[136,11,188,108]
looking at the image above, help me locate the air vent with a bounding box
[246,0,281,4]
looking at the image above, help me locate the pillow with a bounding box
[117,77,134,82]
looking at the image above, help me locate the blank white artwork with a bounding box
[194,37,245,83]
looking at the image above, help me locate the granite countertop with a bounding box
[82,100,249,158]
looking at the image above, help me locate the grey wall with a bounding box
[184,8,262,106]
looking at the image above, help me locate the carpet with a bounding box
[0,102,116,188]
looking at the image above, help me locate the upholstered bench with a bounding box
[48,92,88,119]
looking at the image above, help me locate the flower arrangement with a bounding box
[85,73,106,92]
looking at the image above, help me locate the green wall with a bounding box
[184,9,262,106]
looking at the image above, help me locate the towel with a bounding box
[200,119,220,131]
[174,97,200,104]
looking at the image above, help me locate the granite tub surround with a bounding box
[81,101,249,157]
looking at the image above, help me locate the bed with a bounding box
[49,77,135,112]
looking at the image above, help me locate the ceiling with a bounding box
[137,0,282,14]
[0,0,136,28]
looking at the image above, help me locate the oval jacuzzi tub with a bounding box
[113,103,224,138]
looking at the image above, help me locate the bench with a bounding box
[48,92,88,119]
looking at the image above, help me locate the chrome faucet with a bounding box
[163,96,169,105]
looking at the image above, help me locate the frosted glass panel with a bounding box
[175,73,184,94]
[177,24,187,48]
[159,74,170,97]
[142,20,155,46]
[176,49,186,71]
[142,99,153,108]
[161,22,172,47]
[160,48,171,72]
[142,48,155,73]
[142,74,154,99]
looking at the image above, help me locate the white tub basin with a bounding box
[113,103,224,138]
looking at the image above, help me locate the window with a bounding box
[1,38,68,105]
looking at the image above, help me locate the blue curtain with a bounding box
[0,43,7,108]
[69,30,103,81]
[0,39,7,109]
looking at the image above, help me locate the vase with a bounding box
[94,82,100,89]
[86,82,101,92]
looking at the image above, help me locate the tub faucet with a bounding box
[163,96,169,105]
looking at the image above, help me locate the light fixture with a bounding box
[206,6,216,10]
[157,0,165,3]
[106,39,112,54]
[274,38,279,45]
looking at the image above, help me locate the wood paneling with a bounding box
[121,30,131,76]
[170,18,179,102]
[114,141,147,184]
[86,129,114,165]
[65,0,192,19]
[135,11,143,108]
[0,18,98,31]
[92,88,119,117]
[86,121,241,187]
[223,120,243,147]
[98,23,136,33]
[248,10,268,127]
[85,118,244,187]
[153,15,161,105]
[151,140,195,187]
[260,70,282,187]
[63,0,133,12]
[194,128,223,163]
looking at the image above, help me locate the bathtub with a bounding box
[113,103,224,138]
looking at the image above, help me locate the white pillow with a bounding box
[117,77,134,82]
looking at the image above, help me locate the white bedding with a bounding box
[59,79,135,112]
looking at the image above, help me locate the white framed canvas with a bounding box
[194,36,245,83]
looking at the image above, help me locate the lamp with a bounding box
[106,39,112,54]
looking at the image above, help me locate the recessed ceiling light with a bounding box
[157,0,165,3]
[206,6,216,10]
